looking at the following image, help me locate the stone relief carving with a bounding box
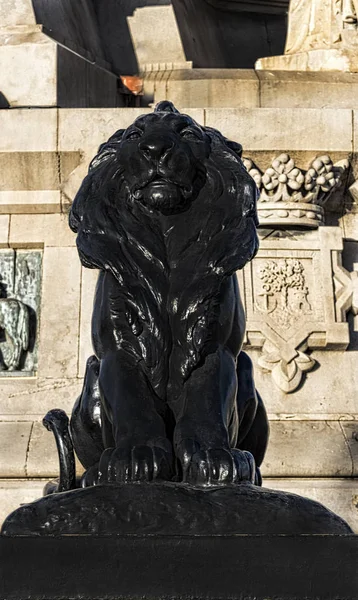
[284,0,358,54]
[256,0,358,70]
[243,154,348,228]
[342,0,358,25]
[241,228,357,393]
[0,250,42,375]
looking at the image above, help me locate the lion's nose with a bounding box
[139,137,174,161]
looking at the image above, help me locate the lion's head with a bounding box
[69,101,259,275]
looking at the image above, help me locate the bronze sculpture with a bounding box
[57,100,268,489]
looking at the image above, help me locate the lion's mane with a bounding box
[69,108,259,394]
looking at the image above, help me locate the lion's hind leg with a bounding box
[235,351,269,484]
[70,355,105,470]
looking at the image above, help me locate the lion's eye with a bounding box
[126,130,142,140]
[180,129,201,141]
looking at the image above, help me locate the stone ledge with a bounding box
[0,419,356,479]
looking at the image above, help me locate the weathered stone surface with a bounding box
[25,421,59,478]
[262,420,354,477]
[0,0,36,27]
[0,378,82,420]
[0,109,57,152]
[128,6,188,71]
[152,69,259,108]
[0,422,32,477]
[0,191,60,214]
[258,70,358,109]
[0,479,44,528]
[9,214,75,247]
[37,247,81,379]
[250,349,358,416]
[205,108,353,151]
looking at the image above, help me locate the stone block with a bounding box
[0,109,57,152]
[161,69,259,108]
[0,191,61,213]
[340,422,358,476]
[37,247,81,378]
[258,70,358,109]
[0,479,44,528]
[26,421,59,478]
[0,422,32,477]
[341,210,358,240]
[248,348,358,417]
[0,39,57,107]
[0,378,82,420]
[9,214,75,247]
[261,420,353,477]
[266,478,358,533]
[204,108,353,151]
[0,216,9,247]
[0,152,60,192]
[78,267,98,377]
[0,0,36,27]
[128,6,186,70]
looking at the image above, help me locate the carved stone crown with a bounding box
[243,154,349,228]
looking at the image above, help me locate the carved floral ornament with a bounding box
[239,153,356,393]
[243,154,349,228]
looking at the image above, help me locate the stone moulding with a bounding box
[240,227,358,393]
[243,154,349,228]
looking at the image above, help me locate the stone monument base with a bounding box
[1,481,352,536]
[0,533,357,599]
[256,48,358,72]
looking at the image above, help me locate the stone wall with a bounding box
[0,102,357,531]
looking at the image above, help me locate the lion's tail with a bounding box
[43,409,76,493]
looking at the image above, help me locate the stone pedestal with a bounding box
[1,534,357,599]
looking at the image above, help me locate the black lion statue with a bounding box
[45,101,269,490]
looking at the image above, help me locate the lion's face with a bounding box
[70,101,259,275]
[115,110,210,215]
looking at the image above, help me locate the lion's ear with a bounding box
[154,101,179,114]
[225,139,243,158]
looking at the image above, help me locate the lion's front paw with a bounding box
[176,438,256,486]
[81,441,174,486]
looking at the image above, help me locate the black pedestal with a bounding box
[1,534,357,600]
